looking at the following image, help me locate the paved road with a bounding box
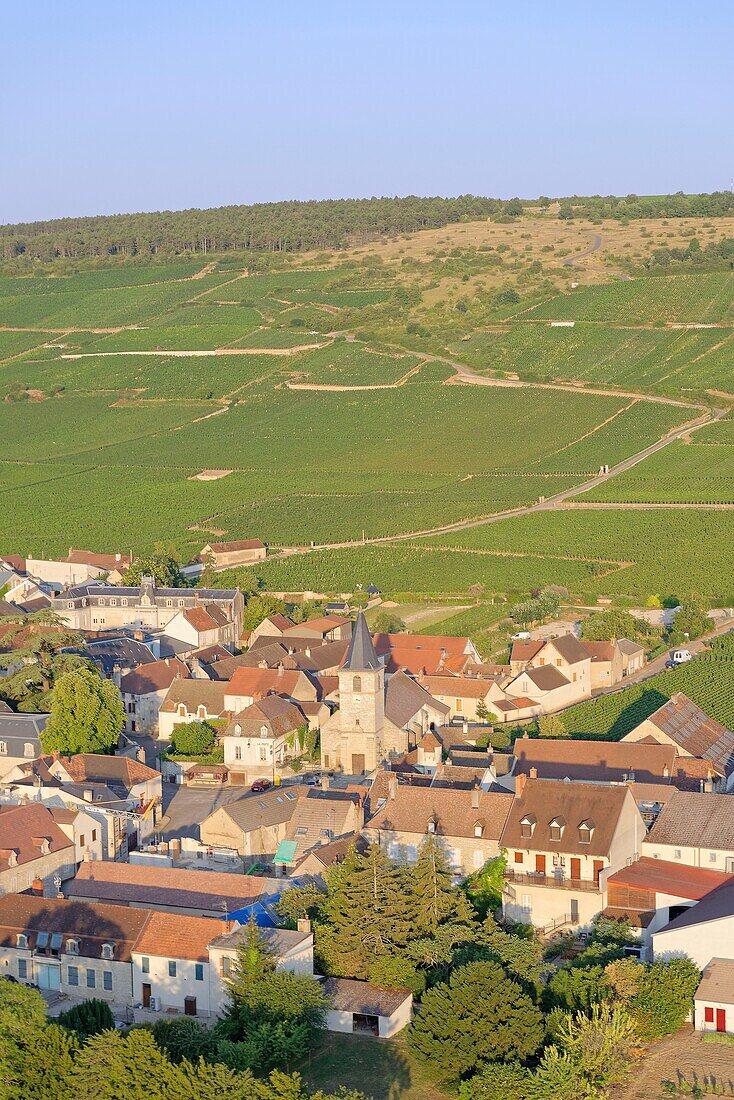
[583,618,734,705]
[561,232,632,282]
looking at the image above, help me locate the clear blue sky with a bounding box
[3,0,733,224]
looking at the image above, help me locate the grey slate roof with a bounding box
[66,637,156,676]
[644,693,734,777]
[657,880,734,934]
[385,671,449,728]
[0,712,47,754]
[323,976,411,1017]
[695,958,734,1004]
[645,791,734,850]
[343,611,381,672]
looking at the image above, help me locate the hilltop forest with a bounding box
[2,191,734,266]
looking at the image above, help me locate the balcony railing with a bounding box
[504,869,600,893]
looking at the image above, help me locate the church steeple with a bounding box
[343,610,381,672]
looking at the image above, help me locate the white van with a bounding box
[672,649,693,665]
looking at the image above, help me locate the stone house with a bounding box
[199,784,363,868]
[163,605,239,650]
[0,894,147,999]
[420,674,500,722]
[120,657,190,737]
[0,713,47,779]
[25,550,131,588]
[622,694,734,792]
[222,696,308,780]
[652,880,734,970]
[158,678,232,740]
[53,578,243,638]
[224,666,320,713]
[363,782,513,877]
[642,791,734,871]
[0,803,77,897]
[500,776,646,930]
[199,539,267,570]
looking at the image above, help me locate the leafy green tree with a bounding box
[459,1062,532,1100]
[580,609,652,642]
[554,1003,637,1092]
[528,1047,587,1100]
[463,854,507,920]
[673,601,710,641]
[372,611,405,634]
[57,998,114,1040]
[41,666,124,755]
[123,543,185,587]
[0,610,86,712]
[152,1016,218,1064]
[218,922,327,1072]
[628,956,700,1039]
[407,961,544,1082]
[275,883,326,927]
[170,720,216,757]
[242,595,288,634]
[70,1028,178,1099]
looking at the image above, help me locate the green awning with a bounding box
[274,840,298,865]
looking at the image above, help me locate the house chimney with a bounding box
[297,918,311,934]
[471,788,480,810]
[462,721,469,737]
[277,662,284,677]
[515,773,527,798]
[388,775,398,800]
[529,766,538,780]
[320,775,330,792]
[30,877,44,896]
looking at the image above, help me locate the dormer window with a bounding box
[197,705,206,719]
[260,726,268,738]
[0,742,6,755]
[67,601,74,610]
[166,599,173,607]
[16,933,28,949]
[234,724,242,737]
[549,816,566,842]
[98,598,105,607]
[578,819,595,844]
[24,743,35,758]
[177,704,186,717]
[67,938,80,955]
[520,814,536,839]
[101,943,115,960]
[121,598,128,607]
[427,818,436,834]
[474,821,484,838]
[178,599,185,607]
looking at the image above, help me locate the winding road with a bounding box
[562,232,632,281]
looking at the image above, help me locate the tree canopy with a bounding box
[41,666,125,755]
[123,544,185,588]
[407,960,544,1082]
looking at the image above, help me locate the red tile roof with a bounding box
[205,539,265,553]
[607,856,733,900]
[0,804,73,869]
[134,909,236,960]
[373,633,472,675]
[228,666,304,699]
[119,656,190,696]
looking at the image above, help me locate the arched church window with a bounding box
[352,676,362,692]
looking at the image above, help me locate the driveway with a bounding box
[158,784,248,840]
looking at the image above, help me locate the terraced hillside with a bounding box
[0,208,731,600]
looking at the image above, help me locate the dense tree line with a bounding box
[0,195,521,263]
[558,190,734,222]
[3,191,733,267]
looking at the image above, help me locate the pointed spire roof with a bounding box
[343,611,381,672]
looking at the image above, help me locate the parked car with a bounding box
[250,778,272,792]
[303,772,321,786]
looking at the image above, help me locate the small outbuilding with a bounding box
[695,958,734,1035]
[323,977,412,1038]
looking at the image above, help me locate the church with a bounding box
[320,612,448,774]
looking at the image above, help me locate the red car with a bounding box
[250,778,272,793]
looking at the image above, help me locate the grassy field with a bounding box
[0,215,731,595]
[297,1033,454,1100]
